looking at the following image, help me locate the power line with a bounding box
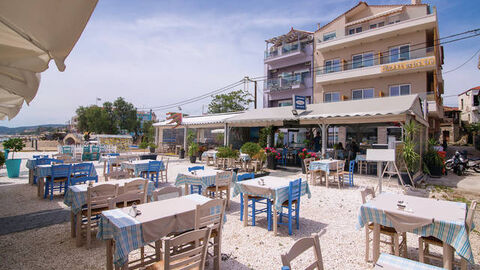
[442,47,480,74]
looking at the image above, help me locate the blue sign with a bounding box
[293,95,306,110]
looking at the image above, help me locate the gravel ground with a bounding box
[0,152,479,269]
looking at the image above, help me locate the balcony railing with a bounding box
[316,46,435,75]
[265,41,303,59]
[264,76,309,92]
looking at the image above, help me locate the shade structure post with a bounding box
[183,126,188,150]
[224,123,228,146]
[321,123,328,156]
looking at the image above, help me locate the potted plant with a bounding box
[179,148,185,159]
[198,145,207,161]
[423,138,443,177]
[3,138,25,178]
[265,147,281,170]
[240,142,261,159]
[148,143,157,154]
[188,142,199,163]
[399,121,420,185]
[139,141,149,150]
[298,148,319,174]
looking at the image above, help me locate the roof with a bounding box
[458,86,480,96]
[443,106,460,112]
[316,1,427,33]
[345,6,404,27]
[226,94,426,126]
[93,134,132,139]
[153,112,243,128]
[266,28,313,46]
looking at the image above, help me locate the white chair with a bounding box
[108,179,148,208]
[146,228,212,270]
[281,231,325,270]
[205,171,232,208]
[361,187,407,262]
[152,186,182,201]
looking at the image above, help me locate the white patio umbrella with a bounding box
[0,0,98,120]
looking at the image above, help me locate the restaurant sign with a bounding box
[381,56,435,72]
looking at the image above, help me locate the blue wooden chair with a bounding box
[33,155,49,159]
[238,173,272,230]
[70,163,97,186]
[44,164,71,200]
[33,158,55,184]
[280,148,288,166]
[188,166,204,194]
[142,161,163,188]
[278,178,302,235]
[345,160,355,187]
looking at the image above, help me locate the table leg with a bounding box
[106,239,113,270]
[214,231,221,270]
[37,177,45,198]
[76,211,82,247]
[372,223,380,263]
[243,194,248,227]
[226,187,231,209]
[443,243,453,270]
[70,211,76,238]
[185,184,189,195]
[28,169,33,185]
[103,161,107,176]
[273,207,278,236]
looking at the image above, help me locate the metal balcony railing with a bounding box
[264,76,309,92]
[265,41,303,59]
[316,46,435,75]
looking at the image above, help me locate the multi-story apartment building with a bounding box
[458,86,480,123]
[263,28,314,107]
[313,0,444,137]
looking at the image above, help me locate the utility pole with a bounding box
[245,76,257,109]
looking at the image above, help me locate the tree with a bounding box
[141,120,155,143]
[207,90,253,114]
[76,97,138,134]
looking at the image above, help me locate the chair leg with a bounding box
[267,200,272,231]
[393,234,400,256]
[295,202,299,230]
[402,233,407,257]
[240,193,244,221]
[50,182,54,201]
[418,237,425,263]
[87,216,91,249]
[251,200,256,226]
[365,229,370,262]
[288,206,293,235]
[390,235,395,254]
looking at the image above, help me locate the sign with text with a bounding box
[293,95,306,110]
[381,56,435,72]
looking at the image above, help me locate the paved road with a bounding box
[0,209,70,236]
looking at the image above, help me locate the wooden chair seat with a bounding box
[47,176,68,183]
[205,185,228,192]
[248,195,264,200]
[367,223,398,235]
[81,206,109,216]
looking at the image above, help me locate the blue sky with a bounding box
[2,0,479,127]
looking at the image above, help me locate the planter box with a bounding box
[6,159,21,178]
[140,154,157,160]
[267,155,277,170]
[189,156,197,163]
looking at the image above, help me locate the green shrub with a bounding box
[240,142,261,158]
[217,146,239,159]
[3,138,25,159]
[188,142,199,157]
[139,141,149,149]
[0,151,5,167]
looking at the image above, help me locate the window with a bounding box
[389,45,410,63]
[325,59,341,73]
[325,92,340,103]
[352,52,374,69]
[389,84,411,96]
[278,100,292,107]
[378,22,385,27]
[461,99,464,110]
[370,23,377,29]
[323,31,336,41]
[347,26,362,35]
[352,88,374,100]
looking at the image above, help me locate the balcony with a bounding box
[264,41,311,69]
[264,76,309,92]
[316,47,436,85]
[316,14,436,52]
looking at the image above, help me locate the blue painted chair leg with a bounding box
[240,193,244,221]
[50,182,54,201]
[267,200,272,231]
[295,203,300,230]
[288,206,293,235]
[251,200,256,226]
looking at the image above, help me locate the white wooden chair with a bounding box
[281,231,325,270]
[108,179,148,208]
[146,227,211,270]
[419,200,477,269]
[160,158,169,183]
[195,199,226,269]
[325,160,346,188]
[82,184,118,249]
[361,187,407,262]
[152,186,182,201]
[205,171,232,208]
[104,168,129,181]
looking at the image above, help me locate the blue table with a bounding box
[35,164,97,198]
[120,160,164,177]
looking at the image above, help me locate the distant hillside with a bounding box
[0,124,67,135]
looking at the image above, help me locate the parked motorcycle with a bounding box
[445,151,480,176]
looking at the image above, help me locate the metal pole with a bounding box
[183,126,187,150]
[224,123,228,146]
[254,81,257,109]
[321,123,328,156]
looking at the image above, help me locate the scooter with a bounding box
[445,151,480,176]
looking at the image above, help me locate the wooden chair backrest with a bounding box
[195,199,225,232]
[215,171,232,187]
[163,158,169,170]
[163,227,211,270]
[87,184,119,211]
[303,158,315,172]
[108,179,147,208]
[361,186,375,204]
[336,160,346,174]
[152,186,182,201]
[466,200,477,232]
[281,231,325,270]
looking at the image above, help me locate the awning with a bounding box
[0,0,98,120]
[154,112,244,129]
[345,6,404,27]
[227,95,427,127]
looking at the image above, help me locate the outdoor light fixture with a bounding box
[292,109,298,116]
